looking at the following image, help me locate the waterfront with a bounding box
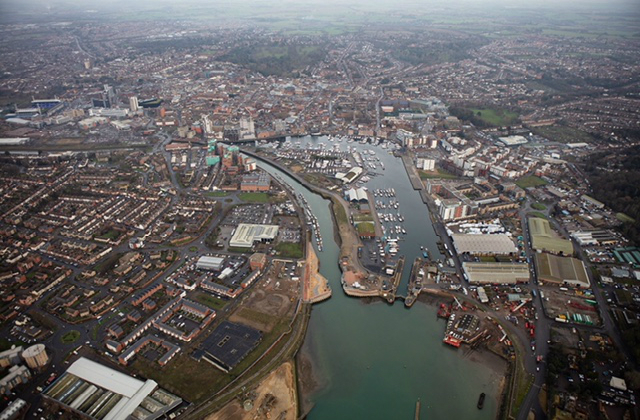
[258,136,503,419]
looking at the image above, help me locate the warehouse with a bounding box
[345,187,368,202]
[535,253,590,287]
[451,233,517,255]
[194,321,262,373]
[43,357,181,420]
[529,217,574,255]
[196,256,225,271]
[229,224,278,248]
[498,135,528,146]
[463,262,530,285]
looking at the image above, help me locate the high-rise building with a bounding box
[129,96,139,112]
[103,84,116,108]
[240,117,255,140]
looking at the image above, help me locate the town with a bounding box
[0,2,639,420]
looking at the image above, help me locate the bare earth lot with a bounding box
[206,361,297,420]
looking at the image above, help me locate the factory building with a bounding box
[43,357,181,420]
[196,256,225,271]
[229,224,279,248]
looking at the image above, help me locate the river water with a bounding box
[258,136,501,419]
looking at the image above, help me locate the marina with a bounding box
[256,136,500,419]
[297,192,323,252]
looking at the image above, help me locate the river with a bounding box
[258,136,501,419]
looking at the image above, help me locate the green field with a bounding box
[529,211,548,219]
[205,191,228,197]
[532,125,598,144]
[61,330,81,344]
[93,252,122,275]
[95,229,121,241]
[516,176,548,189]
[0,338,26,352]
[356,222,375,236]
[531,203,547,210]
[333,199,348,225]
[194,293,228,311]
[470,108,520,127]
[352,213,374,222]
[130,311,294,403]
[276,242,303,259]
[238,192,269,203]
[419,168,459,180]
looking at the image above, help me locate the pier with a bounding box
[386,255,405,303]
[400,153,424,191]
[404,257,424,308]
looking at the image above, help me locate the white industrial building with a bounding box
[229,224,278,248]
[196,256,225,271]
[463,262,530,285]
[345,187,368,202]
[44,358,181,420]
[451,233,517,255]
[498,135,528,146]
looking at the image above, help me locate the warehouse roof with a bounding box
[196,321,262,372]
[451,234,517,255]
[529,217,573,255]
[45,358,182,420]
[535,253,589,287]
[196,256,225,269]
[67,357,145,398]
[463,262,530,284]
[345,187,368,202]
[229,224,278,248]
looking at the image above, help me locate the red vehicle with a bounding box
[45,373,57,386]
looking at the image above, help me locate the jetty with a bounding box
[303,245,331,303]
[404,257,425,308]
[400,154,424,191]
[385,255,405,303]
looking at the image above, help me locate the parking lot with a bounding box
[222,204,272,226]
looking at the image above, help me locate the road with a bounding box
[5,132,247,417]
[514,199,630,420]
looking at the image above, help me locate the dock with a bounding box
[415,398,421,420]
[400,154,424,191]
[404,257,424,308]
[386,255,405,303]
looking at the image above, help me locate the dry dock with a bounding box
[386,255,405,303]
[404,257,424,307]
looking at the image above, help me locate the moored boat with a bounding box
[477,393,485,409]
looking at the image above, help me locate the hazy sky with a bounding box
[1,0,638,24]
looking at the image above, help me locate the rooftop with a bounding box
[229,223,278,248]
[535,253,589,287]
[463,262,530,284]
[195,321,262,372]
[529,217,574,255]
[451,233,517,255]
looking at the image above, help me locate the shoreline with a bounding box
[245,146,509,418]
[294,295,509,418]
